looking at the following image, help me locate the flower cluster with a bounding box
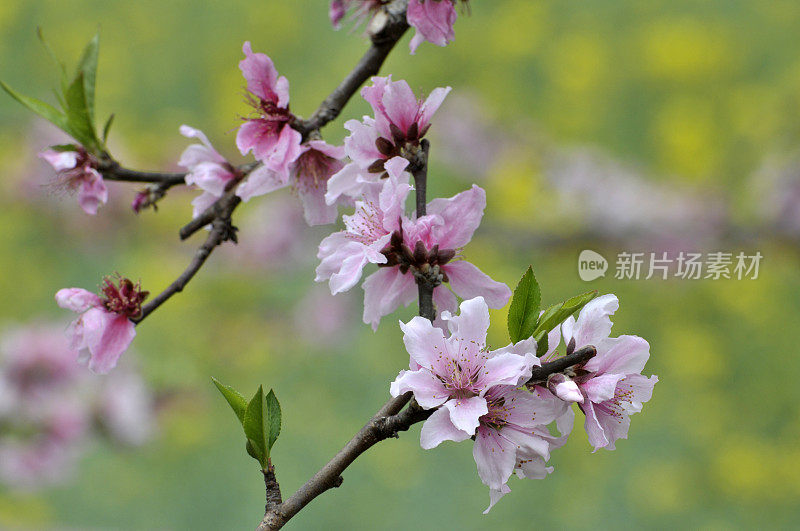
[316,156,509,329]
[392,295,657,511]
[0,324,153,490]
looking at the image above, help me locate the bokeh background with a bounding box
[1,0,800,529]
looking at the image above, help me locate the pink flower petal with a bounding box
[561,294,619,348]
[362,268,417,331]
[407,0,457,53]
[443,395,488,434]
[441,296,490,347]
[419,406,471,449]
[77,169,108,215]
[427,184,485,248]
[581,373,623,404]
[585,335,650,376]
[39,149,78,171]
[443,260,511,309]
[236,165,287,202]
[399,314,449,368]
[240,41,281,104]
[389,368,448,409]
[55,288,101,312]
[82,309,135,374]
[473,426,517,490]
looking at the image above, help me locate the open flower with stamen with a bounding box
[39,146,107,215]
[362,181,510,330]
[55,276,148,374]
[407,0,459,54]
[318,155,510,329]
[238,139,346,226]
[548,294,658,451]
[236,42,302,179]
[178,125,238,218]
[473,384,567,513]
[391,297,538,438]
[325,75,451,204]
[316,156,412,294]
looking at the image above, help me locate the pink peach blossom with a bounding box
[179,125,237,218]
[55,277,148,374]
[236,42,302,179]
[552,294,658,451]
[238,139,346,226]
[39,146,108,215]
[407,0,458,54]
[391,297,538,437]
[326,76,450,204]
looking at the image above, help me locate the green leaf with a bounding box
[0,80,69,132]
[265,389,281,452]
[507,266,541,343]
[536,332,549,358]
[211,377,247,425]
[75,33,99,122]
[37,27,67,82]
[244,385,269,469]
[102,113,114,143]
[533,290,598,340]
[64,72,99,151]
[245,439,262,462]
[48,143,80,153]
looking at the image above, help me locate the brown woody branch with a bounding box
[139,0,411,323]
[133,199,238,323]
[98,160,187,187]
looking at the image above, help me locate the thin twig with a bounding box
[98,160,187,187]
[293,0,411,137]
[134,204,237,323]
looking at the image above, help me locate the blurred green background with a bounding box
[1,0,800,529]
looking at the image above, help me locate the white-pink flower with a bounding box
[179,125,237,219]
[236,42,302,179]
[238,139,347,226]
[391,297,538,437]
[325,76,451,204]
[472,384,567,513]
[55,277,148,374]
[317,157,510,329]
[552,294,658,451]
[407,0,458,54]
[39,146,108,215]
[316,156,411,296]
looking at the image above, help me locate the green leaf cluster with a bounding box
[212,378,282,471]
[507,266,598,356]
[1,31,112,154]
